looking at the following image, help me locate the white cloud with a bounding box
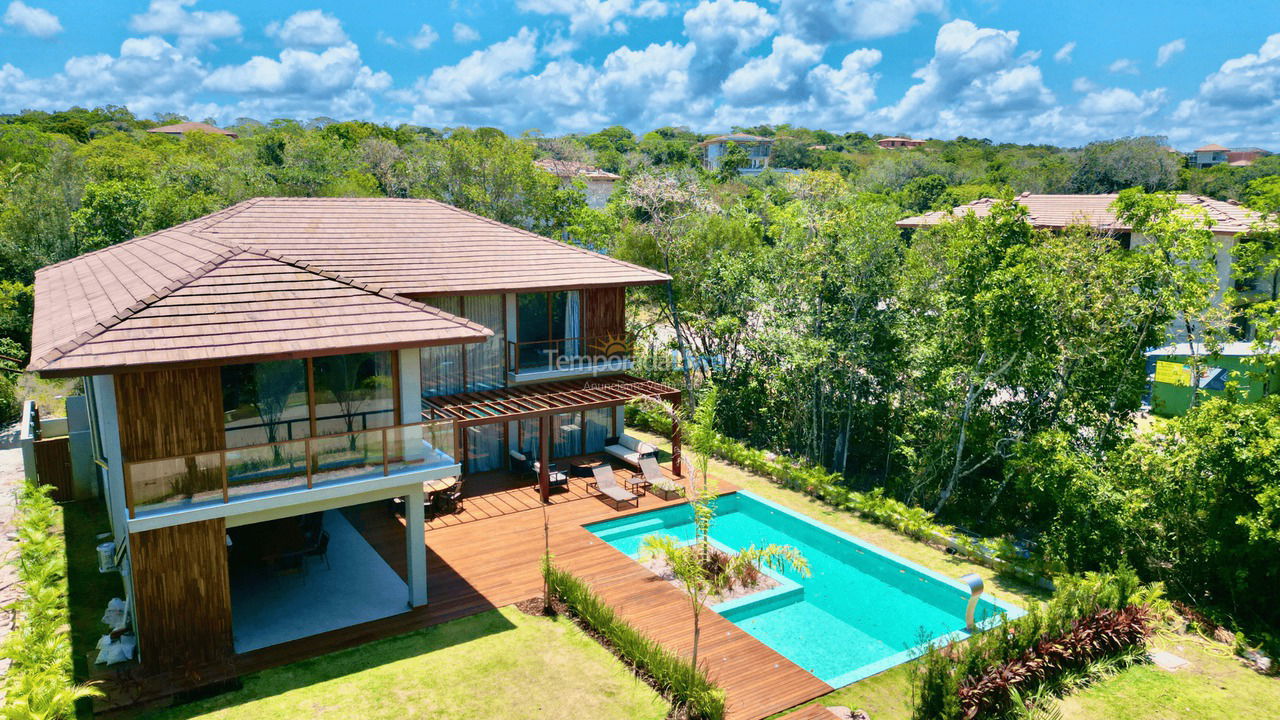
[684,0,777,93]
[1078,86,1165,116]
[1169,33,1280,146]
[882,20,1052,128]
[1156,38,1185,67]
[3,1,61,39]
[778,0,944,43]
[453,22,480,44]
[1072,76,1097,93]
[721,35,822,104]
[266,10,347,49]
[412,28,540,108]
[409,24,439,51]
[1053,41,1075,63]
[1108,57,1139,74]
[129,0,241,47]
[515,0,668,36]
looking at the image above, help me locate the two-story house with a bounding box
[700,133,773,174]
[534,158,621,209]
[897,193,1266,340]
[877,136,925,149]
[28,197,679,679]
[1191,143,1231,168]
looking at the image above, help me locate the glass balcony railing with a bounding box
[124,419,457,518]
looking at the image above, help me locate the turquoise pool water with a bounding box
[586,491,1024,687]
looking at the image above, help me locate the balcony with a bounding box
[506,335,633,382]
[124,419,457,521]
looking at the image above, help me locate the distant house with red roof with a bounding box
[877,136,925,149]
[146,121,238,139]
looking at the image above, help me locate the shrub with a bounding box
[2,481,102,718]
[543,559,725,720]
[912,568,1161,720]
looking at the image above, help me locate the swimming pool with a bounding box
[586,490,1024,687]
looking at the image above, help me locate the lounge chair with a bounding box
[603,434,658,470]
[588,464,639,509]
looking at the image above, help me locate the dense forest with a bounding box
[2,106,1279,642]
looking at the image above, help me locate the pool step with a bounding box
[716,582,805,619]
[593,517,668,542]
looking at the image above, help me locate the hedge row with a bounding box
[626,405,1054,585]
[1,481,100,718]
[543,559,725,720]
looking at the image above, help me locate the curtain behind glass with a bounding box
[564,291,580,356]
[421,296,464,398]
[464,294,504,391]
[466,424,503,472]
[519,418,539,458]
[584,408,611,453]
[553,412,582,458]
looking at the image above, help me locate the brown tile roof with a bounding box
[698,133,772,146]
[1195,143,1229,152]
[896,193,1261,234]
[534,158,621,181]
[32,196,668,375]
[146,121,238,138]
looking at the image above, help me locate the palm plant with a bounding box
[634,385,809,675]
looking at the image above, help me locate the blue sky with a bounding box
[1,0,1278,147]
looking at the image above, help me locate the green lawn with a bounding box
[138,607,668,720]
[630,429,1280,720]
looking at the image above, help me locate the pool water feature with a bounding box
[586,490,1024,687]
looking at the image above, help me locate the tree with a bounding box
[716,141,749,181]
[897,174,950,213]
[637,387,808,676]
[1067,137,1179,193]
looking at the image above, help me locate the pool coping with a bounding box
[587,488,1028,689]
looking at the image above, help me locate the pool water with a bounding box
[586,491,1024,687]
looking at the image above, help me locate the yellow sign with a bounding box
[1154,360,1191,386]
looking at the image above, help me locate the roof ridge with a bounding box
[236,247,494,338]
[29,247,246,371]
[189,197,264,236]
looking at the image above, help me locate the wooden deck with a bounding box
[96,457,831,719]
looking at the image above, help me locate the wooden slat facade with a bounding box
[581,286,625,340]
[129,518,235,672]
[115,367,225,462]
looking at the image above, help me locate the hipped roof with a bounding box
[896,193,1261,234]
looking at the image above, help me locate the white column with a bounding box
[93,375,128,543]
[405,485,428,607]
[399,348,422,424]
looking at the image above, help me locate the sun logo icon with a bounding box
[589,333,632,356]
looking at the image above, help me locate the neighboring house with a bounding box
[700,133,774,174]
[1226,148,1272,167]
[897,192,1267,340]
[146,121,238,139]
[1146,342,1279,417]
[27,197,677,677]
[1191,143,1230,168]
[877,136,925,149]
[534,158,621,209]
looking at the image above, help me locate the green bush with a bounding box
[2,481,102,718]
[626,404,1052,582]
[912,568,1162,719]
[543,559,725,720]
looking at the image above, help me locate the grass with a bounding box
[629,429,1280,720]
[57,498,123,692]
[136,606,669,720]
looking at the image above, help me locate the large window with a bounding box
[221,352,397,449]
[420,294,504,396]
[516,291,580,371]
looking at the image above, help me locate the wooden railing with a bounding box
[506,334,633,375]
[123,419,456,519]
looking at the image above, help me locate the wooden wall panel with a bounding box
[130,518,234,669]
[582,287,625,341]
[115,367,224,462]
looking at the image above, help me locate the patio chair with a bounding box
[510,450,568,491]
[303,529,331,570]
[588,464,639,510]
[603,434,658,470]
